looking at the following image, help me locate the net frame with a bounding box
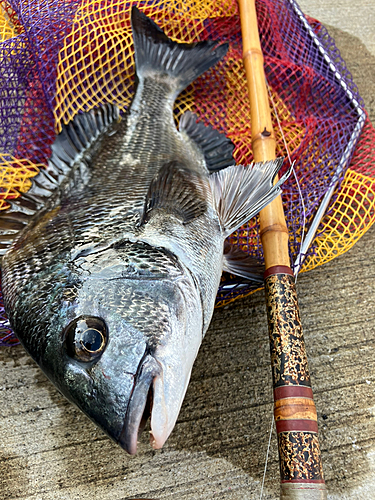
[288,0,365,274]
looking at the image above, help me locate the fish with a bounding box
[0,7,289,454]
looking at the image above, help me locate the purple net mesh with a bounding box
[1,0,80,163]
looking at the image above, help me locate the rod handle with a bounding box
[265,268,327,500]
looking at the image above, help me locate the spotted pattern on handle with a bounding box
[278,431,324,482]
[265,273,311,387]
[265,271,325,486]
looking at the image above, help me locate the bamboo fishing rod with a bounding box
[238,1,327,498]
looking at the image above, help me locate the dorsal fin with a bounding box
[179,111,235,172]
[0,104,120,256]
[143,161,208,225]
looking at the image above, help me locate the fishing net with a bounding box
[0,0,374,345]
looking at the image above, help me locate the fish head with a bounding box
[28,243,203,454]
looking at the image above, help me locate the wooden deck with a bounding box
[1,1,375,498]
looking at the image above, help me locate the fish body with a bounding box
[0,8,288,454]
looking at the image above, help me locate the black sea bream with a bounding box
[0,7,288,454]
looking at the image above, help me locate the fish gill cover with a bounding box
[0,0,374,346]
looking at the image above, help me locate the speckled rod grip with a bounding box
[264,266,327,500]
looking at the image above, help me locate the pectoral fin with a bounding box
[209,158,289,238]
[143,161,208,224]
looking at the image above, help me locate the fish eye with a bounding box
[64,316,108,362]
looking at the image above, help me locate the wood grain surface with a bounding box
[1,1,375,499]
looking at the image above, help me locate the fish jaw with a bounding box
[118,273,204,453]
[118,353,161,454]
[148,271,204,450]
[150,358,194,450]
[118,339,201,454]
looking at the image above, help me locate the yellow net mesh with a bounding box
[303,117,375,272]
[304,170,375,270]
[0,5,14,40]
[0,155,40,210]
[54,0,222,128]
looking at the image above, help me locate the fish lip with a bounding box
[118,353,161,455]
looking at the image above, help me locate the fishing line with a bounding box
[258,80,306,498]
[259,409,274,500]
[266,79,307,281]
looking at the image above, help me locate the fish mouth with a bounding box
[118,353,162,455]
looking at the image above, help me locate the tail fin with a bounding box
[131,7,228,94]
